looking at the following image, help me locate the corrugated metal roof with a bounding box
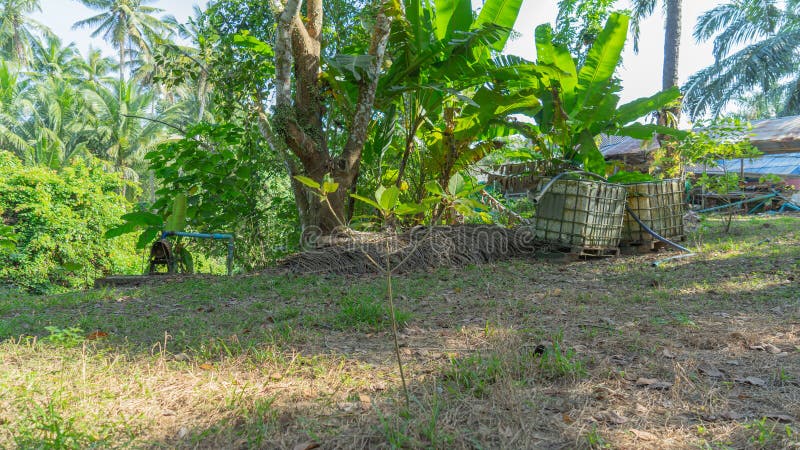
[749,115,800,154]
[599,135,659,157]
[695,152,800,177]
[601,114,800,157]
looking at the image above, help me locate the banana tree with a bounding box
[529,13,685,175]
[358,0,540,219]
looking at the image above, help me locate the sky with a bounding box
[34,0,723,116]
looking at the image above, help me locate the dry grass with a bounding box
[1,215,799,449]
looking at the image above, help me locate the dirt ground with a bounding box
[1,215,799,449]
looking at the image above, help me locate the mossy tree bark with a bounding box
[269,0,393,237]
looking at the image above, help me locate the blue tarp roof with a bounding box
[700,152,800,177]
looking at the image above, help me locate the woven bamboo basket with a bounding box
[530,177,627,252]
[622,179,685,244]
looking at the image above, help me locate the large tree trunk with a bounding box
[270,0,393,237]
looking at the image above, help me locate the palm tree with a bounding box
[72,0,171,82]
[683,0,800,119]
[0,0,51,65]
[82,79,167,192]
[629,0,683,124]
[28,35,83,80]
[163,6,212,121]
[78,47,118,86]
[0,60,31,154]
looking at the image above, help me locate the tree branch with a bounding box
[274,0,301,108]
[340,2,394,173]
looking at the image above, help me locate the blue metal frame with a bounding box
[160,231,234,276]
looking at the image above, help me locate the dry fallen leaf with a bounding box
[636,377,672,390]
[86,331,108,340]
[199,363,213,370]
[736,376,766,387]
[630,429,657,441]
[764,413,794,423]
[698,365,725,378]
[358,394,371,410]
[720,411,743,421]
[749,343,782,354]
[763,343,782,354]
[292,441,319,450]
[595,411,629,425]
[337,402,358,412]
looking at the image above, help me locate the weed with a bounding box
[746,417,780,448]
[14,398,106,449]
[585,426,611,449]
[376,409,413,448]
[445,353,504,397]
[43,326,84,347]
[537,332,587,380]
[334,294,410,331]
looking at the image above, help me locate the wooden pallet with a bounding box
[538,245,620,262]
[620,235,684,254]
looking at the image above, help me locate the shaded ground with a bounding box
[1,215,799,449]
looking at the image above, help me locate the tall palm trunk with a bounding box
[659,0,681,126]
[662,0,681,91]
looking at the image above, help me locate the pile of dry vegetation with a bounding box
[281,225,542,274]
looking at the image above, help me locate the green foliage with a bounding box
[43,325,84,347]
[685,0,800,119]
[554,0,617,63]
[0,151,139,293]
[146,123,300,269]
[530,13,685,175]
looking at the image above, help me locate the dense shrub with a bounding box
[0,151,139,293]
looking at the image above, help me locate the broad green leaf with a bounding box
[455,197,488,211]
[233,32,274,56]
[425,181,445,196]
[576,131,606,175]
[448,173,466,195]
[534,24,577,95]
[615,87,681,125]
[322,181,339,194]
[293,175,320,190]
[165,193,187,232]
[377,185,401,211]
[573,13,629,115]
[616,123,688,140]
[350,194,382,210]
[607,171,657,184]
[179,247,194,273]
[395,202,428,215]
[136,227,160,250]
[327,54,375,81]
[120,211,163,227]
[435,0,472,41]
[104,221,140,238]
[473,0,524,51]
